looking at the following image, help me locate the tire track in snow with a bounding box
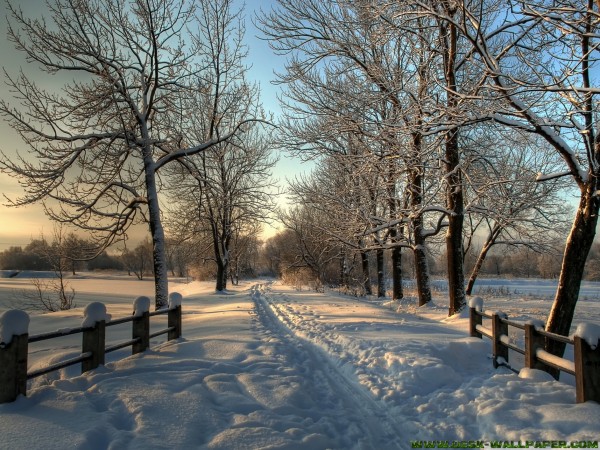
[250,283,408,449]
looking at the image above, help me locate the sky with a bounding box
[0,0,301,251]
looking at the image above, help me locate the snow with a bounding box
[518,368,557,382]
[0,275,599,449]
[0,309,29,344]
[574,323,600,349]
[168,291,182,309]
[536,349,576,374]
[81,302,112,328]
[469,296,484,311]
[133,296,151,317]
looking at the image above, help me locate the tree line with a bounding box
[254,0,600,366]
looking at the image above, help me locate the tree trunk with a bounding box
[141,136,169,310]
[216,259,228,292]
[391,245,403,300]
[465,244,490,296]
[361,249,372,296]
[387,175,403,300]
[545,187,599,372]
[340,256,348,288]
[413,245,432,307]
[377,248,385,298]
[441,9,465,316]
[412,199,432,305]
[465,228,500,296]
[408,131,431,306]
[446,209,465,315]
[411,198,432,306]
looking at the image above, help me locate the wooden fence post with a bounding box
[168,305,182,340]
[574,336,600,403]
[492,312,509,368]
[469,307,482,338]
[167,293,182,341]
[524,323,546,371]
[0,334,29,403]
[132,311,150,354]
[82,320,106,373]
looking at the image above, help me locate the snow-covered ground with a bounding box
[0,275,599,449]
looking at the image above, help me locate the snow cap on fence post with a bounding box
[525,319,546,330]
[133,296,151,317]
[574,323,600,350]
[468,296,484,312]
[0,310,30,345]
[82,302,111,327]
[168,292,183,309]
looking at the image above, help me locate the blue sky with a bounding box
[0,0,303,249]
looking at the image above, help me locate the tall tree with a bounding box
[0,0,257,308]
[166,0,276,292]
[434,0,600,362]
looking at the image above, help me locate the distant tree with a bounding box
[16,227,76,312]
[279,206,342,291]
[87,251,124,271]
[121,239,153,281]
[22,239,53,271]
[229,225,262,285]
[260,231,293,278]
[164,239,195,279]
[537,251,563,280]
[507,248,542,279]
[0,246,33,270]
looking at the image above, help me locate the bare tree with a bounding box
[279,206,342,290]
[287,151,383,295]
[260,1,407,299]
[425,0,600,363]
[0,0,259,308]
[164,0,276,292]
[463,129,571,295]
[121,238,153,281]
[16,226,76,312]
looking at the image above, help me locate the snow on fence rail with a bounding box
[468,297,600,403]
[0,292,183,404]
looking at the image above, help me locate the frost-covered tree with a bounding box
[0,0,258,308]
[120,238,153,281]
[287,150,384,295]
[260,1,428,301]
[278,206,342,290]
[426,0,600,362]
[463,129,571,295]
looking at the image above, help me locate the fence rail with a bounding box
[469,299,600,403]
[0,294,183,404]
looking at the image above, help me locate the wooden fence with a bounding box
[469,300,600,403]
[0,297,182,404]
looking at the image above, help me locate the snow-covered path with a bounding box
[1,278,599,449]
[251,284,406,448]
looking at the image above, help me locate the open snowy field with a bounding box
[0,275,599,449]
